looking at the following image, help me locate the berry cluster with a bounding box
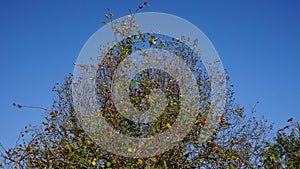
[138,1,150,9]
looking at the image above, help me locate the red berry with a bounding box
[202,117,207,125]
[121,21,126,27]
[139,5,143,9]
[12,103,16,106]
[54,110,58,113]
[71,118,77,123]
[45,127,50,133]
[220,118,224,124]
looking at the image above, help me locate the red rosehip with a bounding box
[220,118,225,124]
[202,117,207,125]
[45,127,50,133]
[121,21,126,27]
[139,5,143,9]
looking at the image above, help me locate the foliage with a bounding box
[0,2,297,169]
[0,76,273,169]
[261,121,300,169]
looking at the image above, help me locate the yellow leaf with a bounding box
[138,158,143,165]
[149,36,157,46]
[92,158,97,166]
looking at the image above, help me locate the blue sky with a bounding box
[0,0,299,149]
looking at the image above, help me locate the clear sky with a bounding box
[0,0,299,149]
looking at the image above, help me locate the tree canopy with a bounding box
[1,3,299,169]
